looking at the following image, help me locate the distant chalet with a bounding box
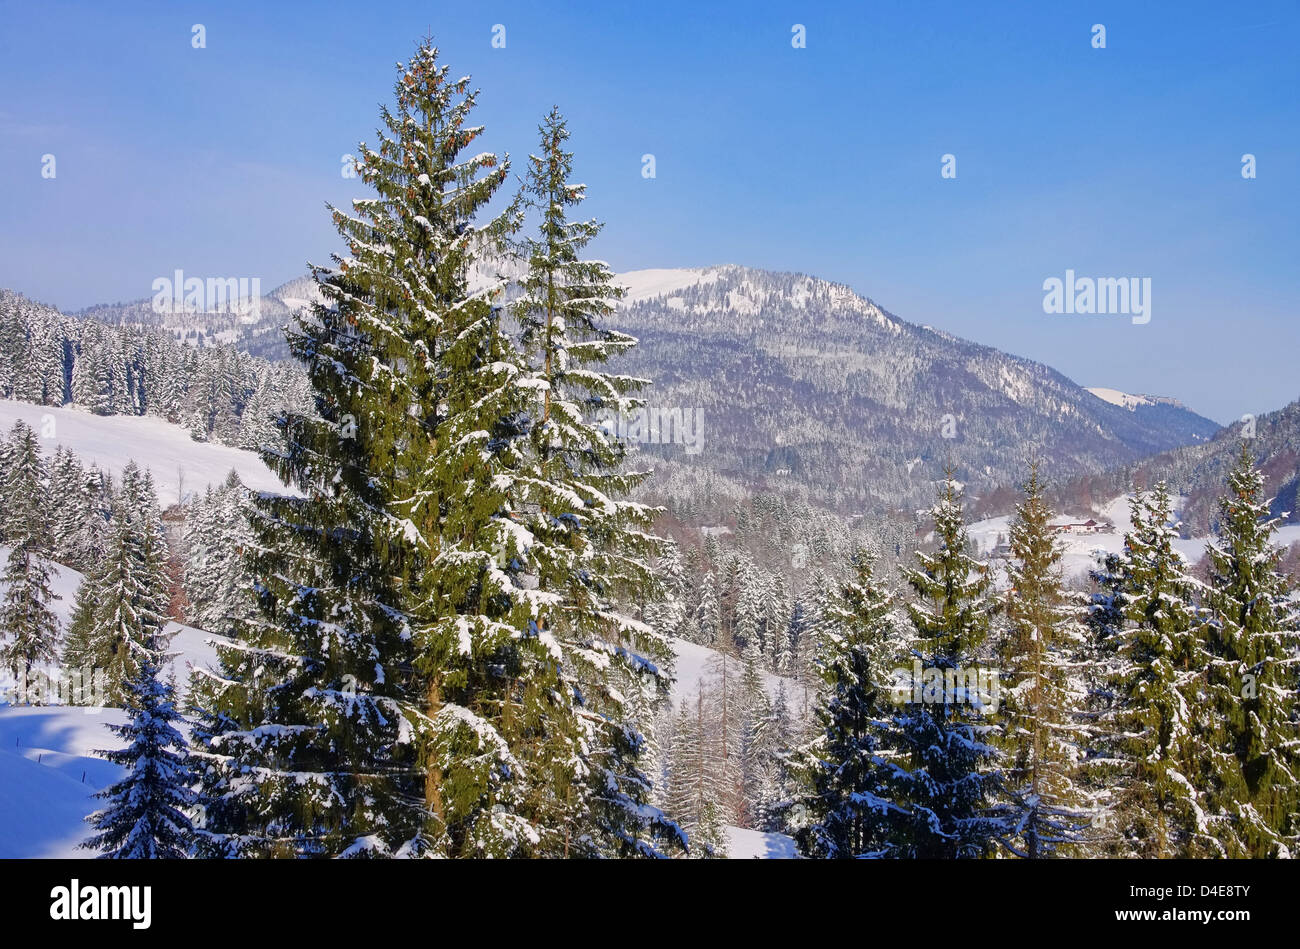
[1051,518,1111,535]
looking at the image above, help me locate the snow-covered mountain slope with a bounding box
[1084,386,1217,448]
[75,275,324,362]
[1086,387,1175,411]
[608,265,1221,513]
[620,267,725,305]
[1043,397,1300,536]
[59,263,1223,515]
[0,400,289,505]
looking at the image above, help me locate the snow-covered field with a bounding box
[967,494,1216,582]
[0,399,289,505]
[0,704,128,857]
[724,824,797,859]
[669,637,810,713]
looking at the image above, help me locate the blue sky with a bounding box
[1,0,1296,423]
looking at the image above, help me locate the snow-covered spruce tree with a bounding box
[0,421,60,681]
[0,298,23,399]
[793,554,907,858]
[71,326,113,415]
[11,306,66,407]
[765,573,793,674]
[1079,543,1131,849]
[665,690,728,857]
[505,106,682,855]
[1199,444,1300,856]
[695,571,720,646]
[886,476,1008,857]
[71,465,173,705]
[61,565,101,672]
[1,421,49,542]
[49,447,93,571]
[180,484,217,623]
[82,653,195,858]
[751,682,796,832]
[182,473,254,634]
[999,464,1091,857]
[194,44,500,858]
[643,540,687,641]
[1095,483,1211,857]
[733,561,766,653]
[795,568,838,686]
[737,637,771,828]
[237,369,282,453]
[195,46,609,858]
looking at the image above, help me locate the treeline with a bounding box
[0,419,179,708]
[0,288,309,446]
[783,448,1299,858]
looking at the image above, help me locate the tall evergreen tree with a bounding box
[82,654,195,858]
[696,571,720,646]
[793,554,906,858]
[886,476,1008,857]
[1000,464,1090,857]
[0,421,59,680]
[505,106,681,855]
[1093,482,1210,857]
[1199,444,1300,856]
[195,41,514,857]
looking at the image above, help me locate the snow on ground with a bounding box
[724,824,797,859]
[963,493,1264,582]
[616,267,721,305]
[0,399,290,505]
[669,637,812,713]
[0,704,129,857]
[1085,387,1164,410]
[0,576,226,859]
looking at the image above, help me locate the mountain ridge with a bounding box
[12,262,1223,514]
[604,264,1221,514]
